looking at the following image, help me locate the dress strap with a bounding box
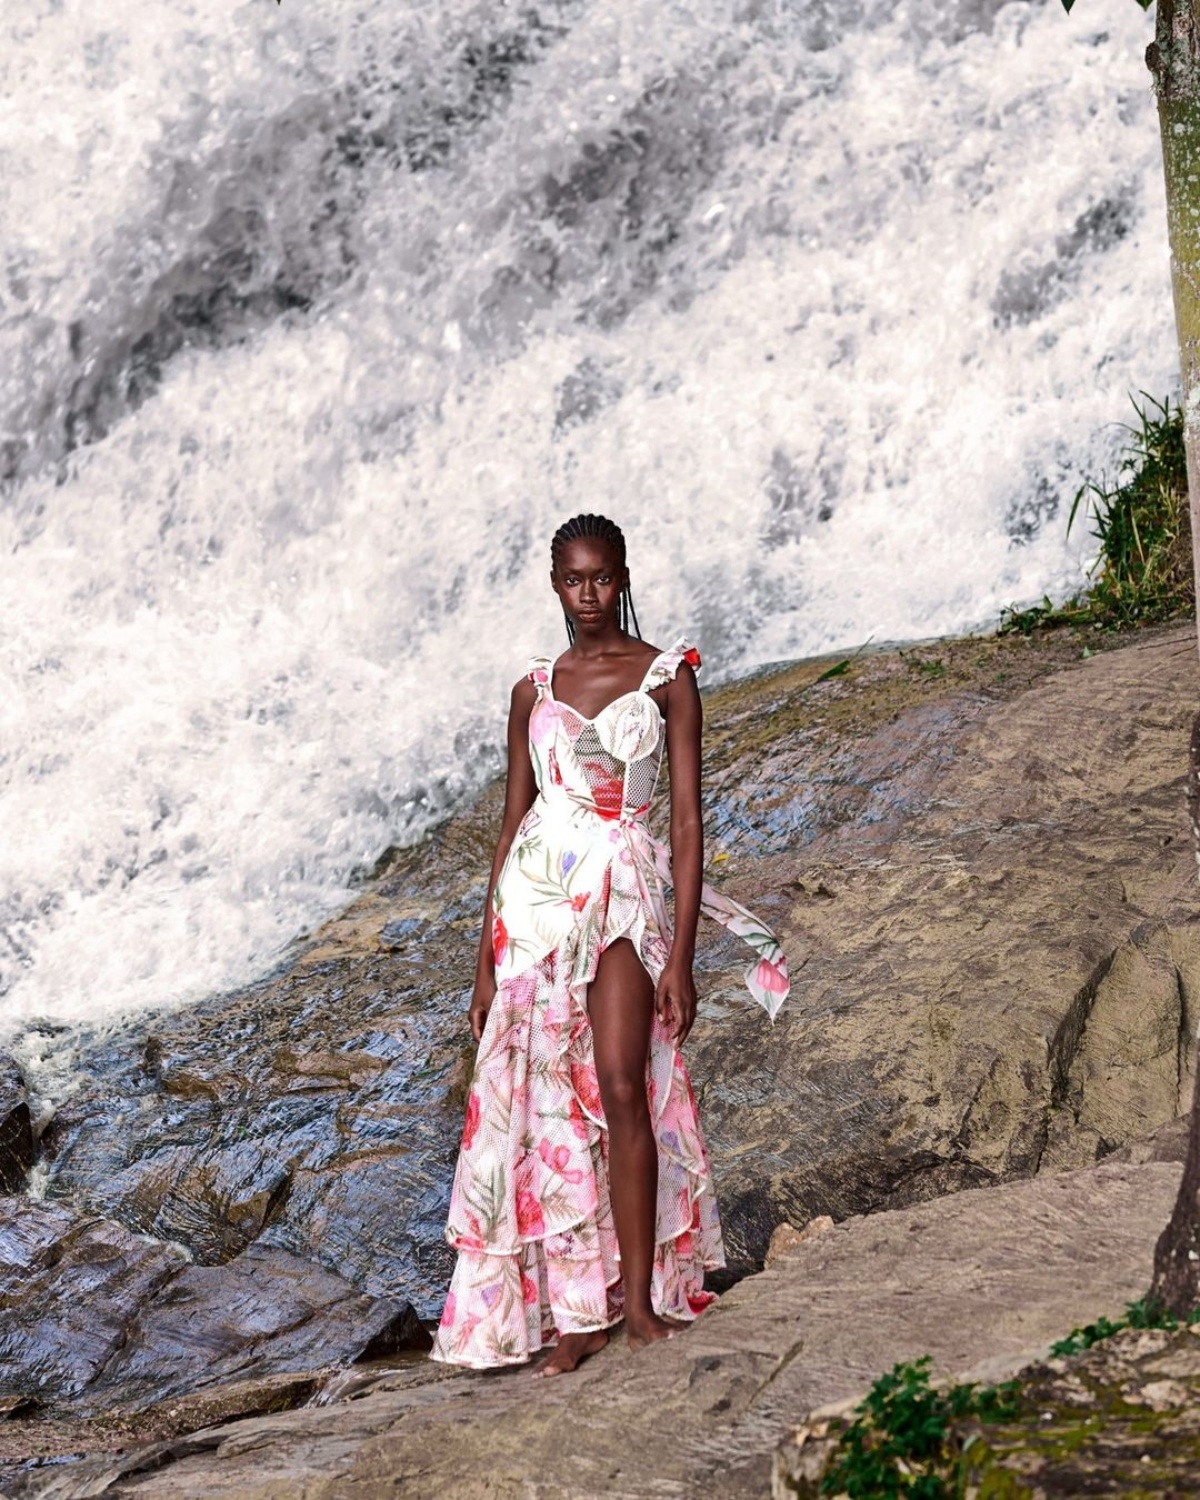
[527,654,554,698]
[639,636,702,694]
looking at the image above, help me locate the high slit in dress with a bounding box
[430,636,789,1369]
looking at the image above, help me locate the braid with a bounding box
[550,513,642,644]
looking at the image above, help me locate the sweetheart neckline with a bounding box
[544,685,663,725]
[545,647,671,724]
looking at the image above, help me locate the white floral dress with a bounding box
[431,637,789,1369]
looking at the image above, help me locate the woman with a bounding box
[431,513,789,1376]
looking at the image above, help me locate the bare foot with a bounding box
[532,1329,609,1378]
[625,1311,678,1352]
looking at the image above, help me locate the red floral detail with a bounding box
[521,1271,539,1306]
[538,1138,585,1184]
[569,890,591,912]
[548,745,564,786]
[461,1090,481,1151]
[752,957,788,995]
[683,646,702,669]
[516,1189,546,1237]
[571,1059,604,1120]
[492,912,509,966]
[587,765,625,820]
[567,1095,590,1142]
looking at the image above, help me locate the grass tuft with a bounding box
[1000,394,1193,636]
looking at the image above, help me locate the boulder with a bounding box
[0,1057,33,1192]
[0,1199,428,1416]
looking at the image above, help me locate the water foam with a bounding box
[0,0,1172,1080]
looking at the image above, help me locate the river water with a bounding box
[0,0,1171,1073]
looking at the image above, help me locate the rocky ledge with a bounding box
[1,621,1198,1485]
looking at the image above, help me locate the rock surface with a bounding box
[4,1158,1178,1498]
[38,627,1200,1302]
[0,1059,33,1193]
[4,622,1199,1441]
[775,1320,1200,1498]
[0,1199,429,1418]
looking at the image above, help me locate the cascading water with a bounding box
[0,0,1173,1094]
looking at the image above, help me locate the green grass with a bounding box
[1000,394,1193,636]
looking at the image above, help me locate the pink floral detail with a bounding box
[567,1095,590,1142]
[461,1090,481,1151]
[439,1291,457,1327]
[538,1138,585,1184]
[492,912,509,967]
[571,1059,603,1120]
[521,1271,539,1306]
[516,1189,546,1237]
[752,957,788,995]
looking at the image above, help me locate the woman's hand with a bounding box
[655,956,698,1045]
[468,973,497,1043]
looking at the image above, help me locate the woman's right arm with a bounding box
[468,675,539,1042]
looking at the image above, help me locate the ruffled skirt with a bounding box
[430,820,724,1369]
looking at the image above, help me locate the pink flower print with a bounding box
[548,744,564,786]
[538,1138,585,1185]
[439,1291,457,1327]
[461,1090,481,1151]
[571,1059,604,1119]
[492,912,509,967]
[457,1209,486,1252]
[587,765,626,820]
[516,1189,546,1237]
[567,1095,590,1142]
[521,1270,539,1306]
[752,957,788,995]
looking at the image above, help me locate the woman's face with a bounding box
[551,538,628,633]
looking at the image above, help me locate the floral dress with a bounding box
[431,637,789,1369]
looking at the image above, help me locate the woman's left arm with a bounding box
[658,662,703,1043]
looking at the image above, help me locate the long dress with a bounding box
[430,636,789,1369]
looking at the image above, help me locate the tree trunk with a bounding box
[1148,0,1200,1317]
[1149,0,1200,622]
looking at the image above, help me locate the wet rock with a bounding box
[0,1198,428,1417]
[0,1199,185,1401]
[0,1057,33,1192]
[90,1242,430,1413]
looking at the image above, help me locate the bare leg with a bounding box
[587,937,676,1351]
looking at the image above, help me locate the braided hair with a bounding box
[550,513,642,644]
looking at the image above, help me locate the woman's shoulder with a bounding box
[643,634,702,687]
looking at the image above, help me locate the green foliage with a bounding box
[1050,1294,1200,1358]
[999,393,1192,637]
[819,1357,1021,1499]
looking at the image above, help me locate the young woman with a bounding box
[431,513,789,1376]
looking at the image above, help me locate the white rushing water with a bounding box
[0,0,1174,1065]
